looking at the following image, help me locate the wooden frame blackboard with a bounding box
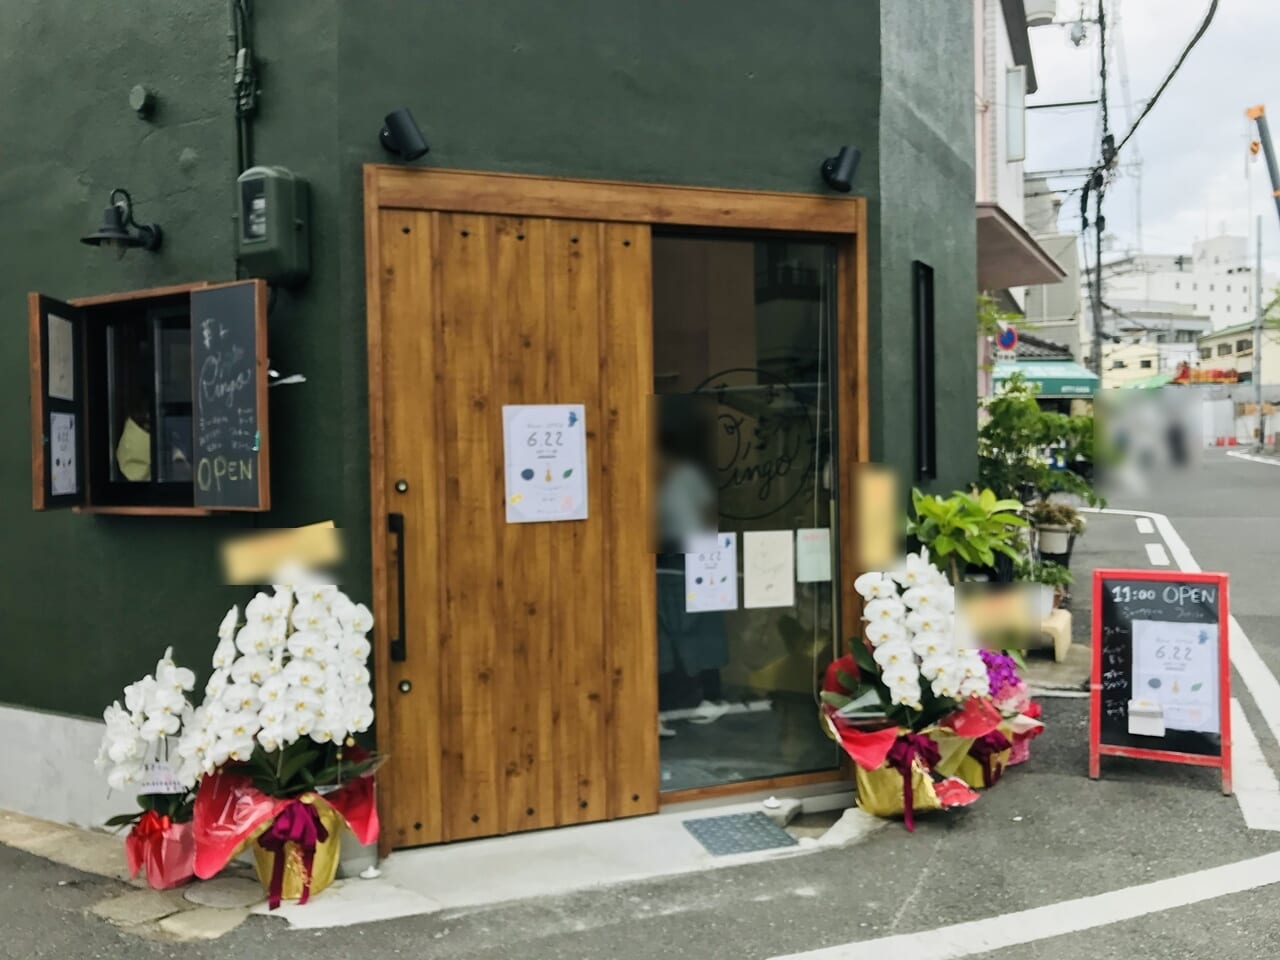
[1090,568,1231,794]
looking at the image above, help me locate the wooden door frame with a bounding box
[363,165,869,855]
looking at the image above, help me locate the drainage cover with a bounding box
[681,812,799,856]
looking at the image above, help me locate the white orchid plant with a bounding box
[95,648,200,827]
[175,572,379,798]
[823,549,991,732]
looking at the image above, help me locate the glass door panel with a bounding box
[653,232,840,793]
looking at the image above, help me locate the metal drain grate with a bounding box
[681,812,798,856]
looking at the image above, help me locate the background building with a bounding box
[974,0,1069,397]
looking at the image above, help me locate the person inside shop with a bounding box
[656,394,731,738]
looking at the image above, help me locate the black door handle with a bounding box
[387,513,406,662]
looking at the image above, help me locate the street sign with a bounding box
[997,325,1018,351]
[1090,569,1231,794]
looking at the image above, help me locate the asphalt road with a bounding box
[5,447,1280,960]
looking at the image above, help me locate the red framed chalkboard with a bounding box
[1090,569,1231,795]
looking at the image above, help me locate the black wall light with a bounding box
[80,189,163,253]
[820,146,860,193]
[380,108,429,161]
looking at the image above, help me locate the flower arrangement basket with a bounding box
[125,812,196,890]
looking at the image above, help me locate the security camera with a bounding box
[380,108,429,162]
[820,146,860,193]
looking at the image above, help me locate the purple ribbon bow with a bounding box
[886,733,941,831]
[969,730,1013,787]
[257,799,329,909]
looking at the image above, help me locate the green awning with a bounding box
[993,360,1098,398]
[1121,372,1175,390]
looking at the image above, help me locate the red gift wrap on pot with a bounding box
[125,811,196,890]
[193,765,379,909]
[1007,703,1045,767]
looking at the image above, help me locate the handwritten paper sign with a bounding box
[46,313,75,402]
[49,412,77,496]
[796,528,832,583]
[685,533,738,612]
[744,530,795,609]
[503,404,588,523]
[136,761,187,796]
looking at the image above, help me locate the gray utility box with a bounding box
[235,166,310,286]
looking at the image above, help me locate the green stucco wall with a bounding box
[1,1,973,719]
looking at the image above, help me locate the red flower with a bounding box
[822,652,861,695]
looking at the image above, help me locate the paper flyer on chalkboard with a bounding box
[1131,619,1219,734]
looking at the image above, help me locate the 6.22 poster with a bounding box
[503,404,588,524]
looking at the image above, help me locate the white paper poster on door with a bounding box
[796,528,832,583]
[47,313,75,402]
[1131,618,1219,734]
[744,530,795,609]
[685,533,737,613]
[49,412,77,496]
[503,404,588,523]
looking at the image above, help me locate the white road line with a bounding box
[1227,450,1280,467]
[1230,699,1280,831]
[1144,542,1170,566]
[1135,517,1155,534]
[767,851,1280,960]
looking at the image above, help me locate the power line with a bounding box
[1083,0,1220,371]
[1114,0,1219,157]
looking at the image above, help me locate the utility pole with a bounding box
[1255,215,1265,451]
[1091,187,1105,375]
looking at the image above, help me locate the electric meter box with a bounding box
[235,166,310,286]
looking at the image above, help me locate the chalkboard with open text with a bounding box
[1090,569,1231,794]
[191,281,269,510]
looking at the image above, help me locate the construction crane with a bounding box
[1248,106,1280,226]
[1245,105,1277,449]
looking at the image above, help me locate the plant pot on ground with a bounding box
[1027,501,1084,560]
[1015,559,1073,617]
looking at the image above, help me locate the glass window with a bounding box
[1238,339,1253,353]
[1218,343,1233,356]
[1140,359,1153,369]
[652,233,839,792]
[1199,348,1212,359]
[1006,67,1026,162]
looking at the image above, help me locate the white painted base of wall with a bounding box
[0,703,117,828]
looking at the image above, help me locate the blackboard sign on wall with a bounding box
[1090,569,1231,794]
[191,281,269,510]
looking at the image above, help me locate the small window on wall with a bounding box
[1006,66,1027,162]
[1218,343,1233,356]
[28,280,271,514]
[1140,360,1154,369]
[913,261,936,481]
[1238,339,1253,353]
[1199,348,1212,360]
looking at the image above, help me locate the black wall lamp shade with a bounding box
[380,108,430,162]
[820,146,860,193]
[81,189,162,252]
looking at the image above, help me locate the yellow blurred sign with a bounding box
[220,521,342,584]
[856,463,898,570]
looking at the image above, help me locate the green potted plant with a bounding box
[908,488,1027,586]
[1016,558,1073,617]
[1027,501,1084,557]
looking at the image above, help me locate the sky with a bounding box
[1027,0,1280,270]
